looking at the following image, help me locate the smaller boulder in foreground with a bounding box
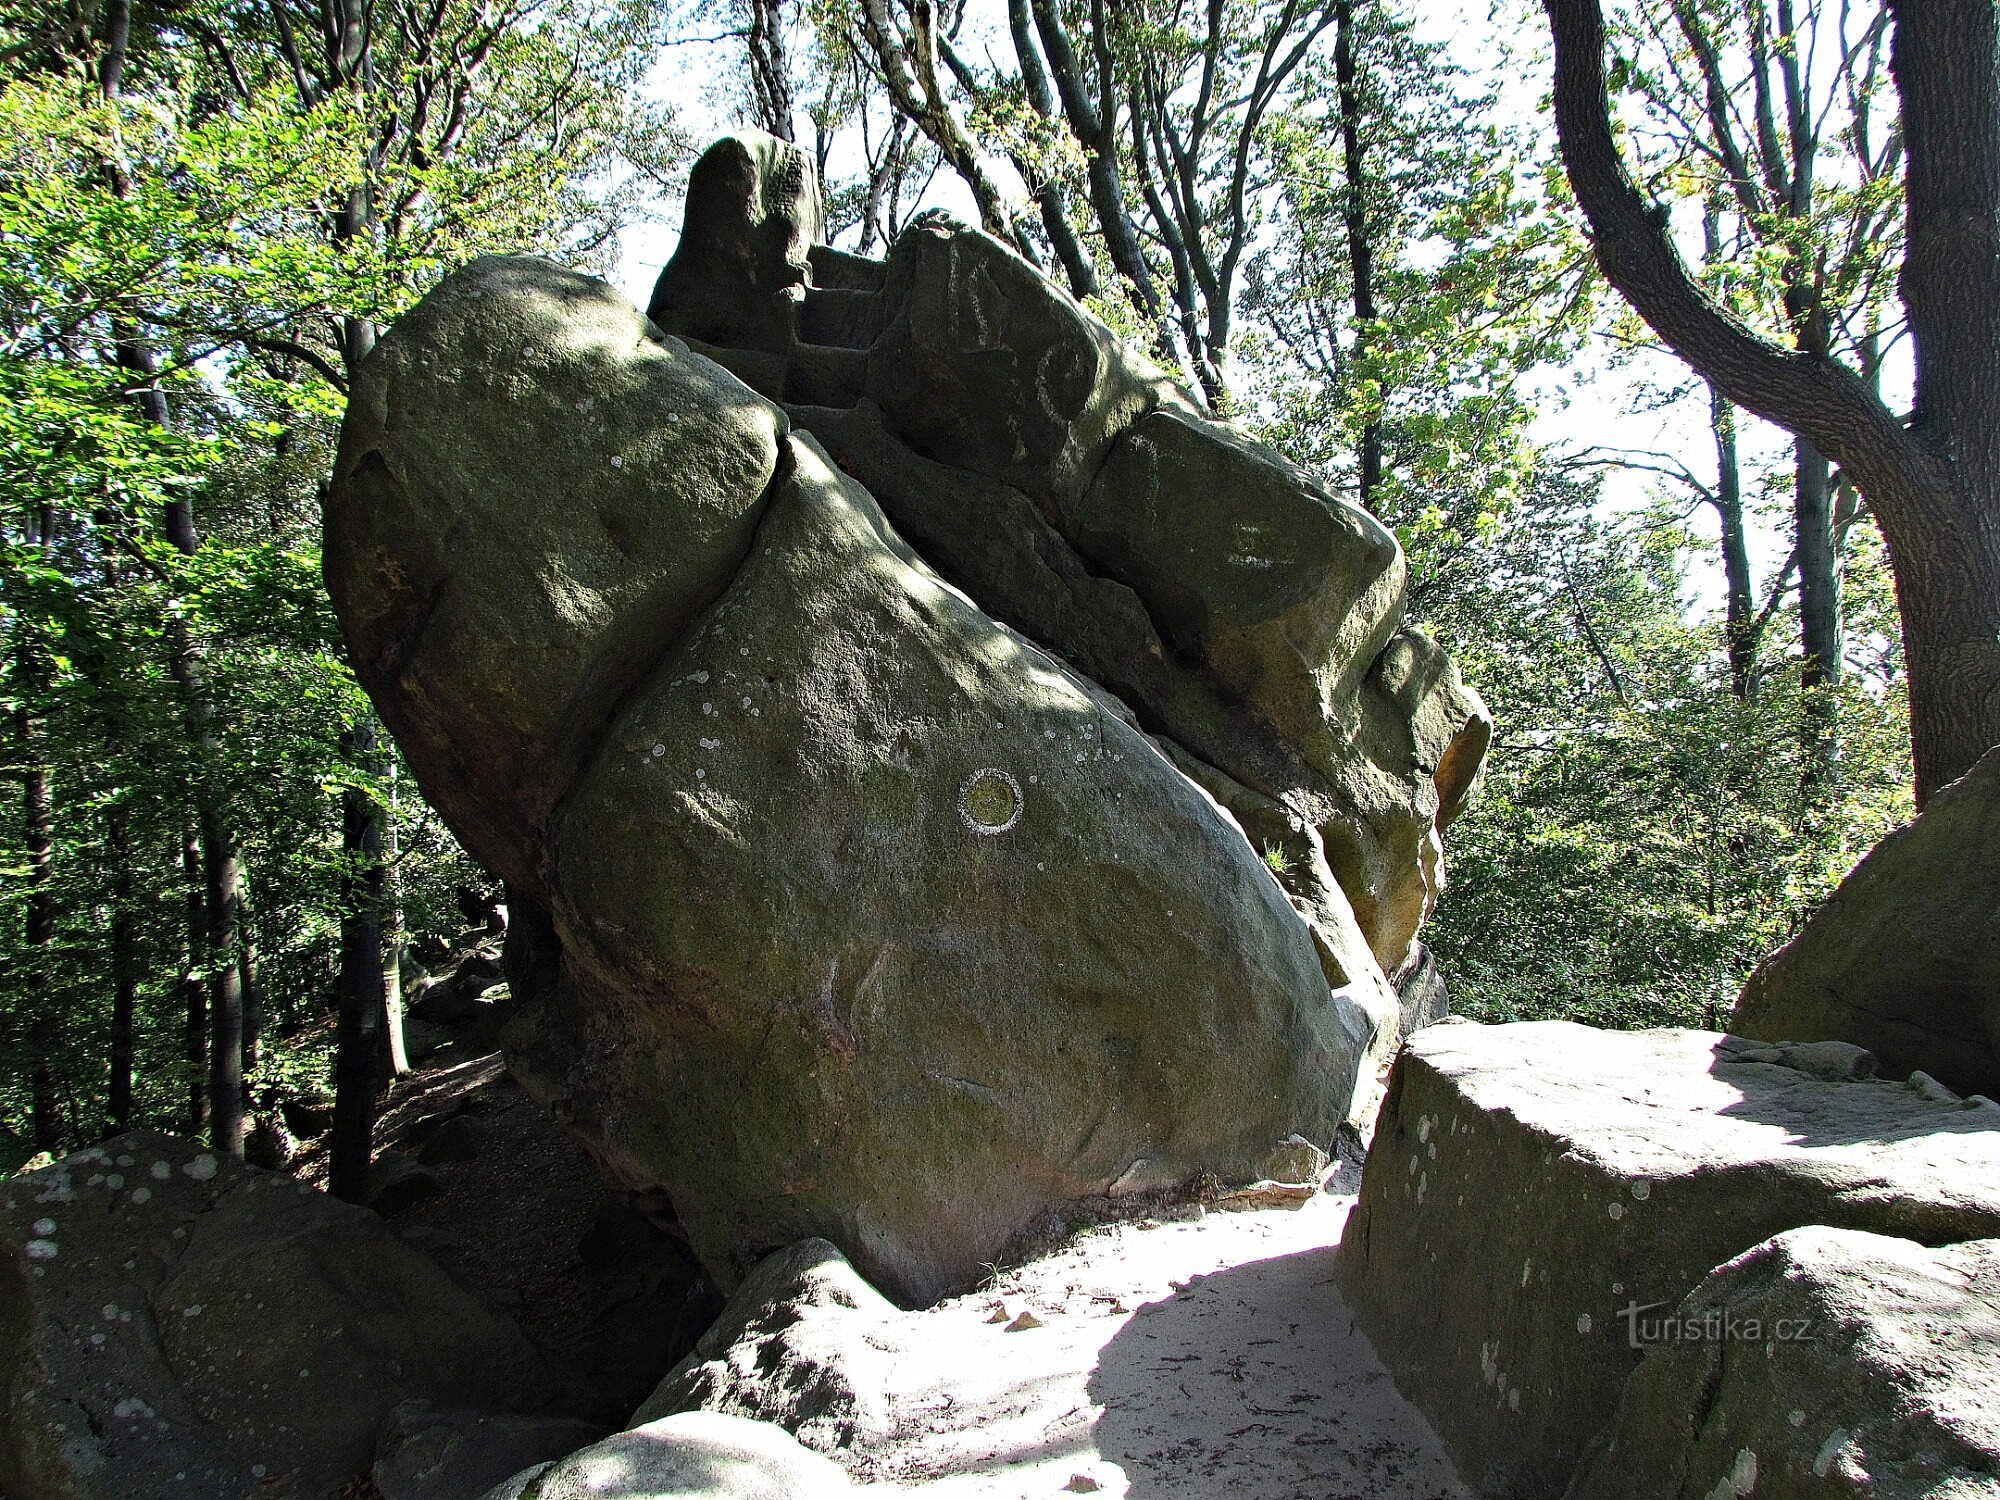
[475,1411,852,1499]
[1,1131,589,1500]
[1566,1225,2000,1500]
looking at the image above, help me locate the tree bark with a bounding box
[1546,0,2000,804]
[107,804,137,1134]
[1334,0,1382,513]
[181,823,207,1133]
[1708,385,1758,699]
[330,720,387,1203]
[747,0,796,141]
[19,714,58,1151]
[204,812,245,1157]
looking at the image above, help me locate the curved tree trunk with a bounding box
[1546,0,2000,804]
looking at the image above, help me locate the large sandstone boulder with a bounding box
[517,431,1358,1304]
[325,133,1488,1307]
[0,1132,589,1500]
[648,132,1490,978]
[1566,1226,2000,1500]
[1337,1022,2000,1499]
[1735,746,2000,1099]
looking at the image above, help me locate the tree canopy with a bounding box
[1,0,1960,1165]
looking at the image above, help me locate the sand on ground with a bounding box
[844,1184,1468,1500]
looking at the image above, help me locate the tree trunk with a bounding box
[19,712,58,1151]
[182,823,207,1133]
[1794,434,1843,797]
[107,804,137,1134]
[1546,0,2000,804]
[204,812,245,1157]
[1707,387,1758,699]
[1335,0,1383,514]
[747,0,795,141]
[379,758,409,1077]
[330,721,387,1203]
[238,889,262,1074]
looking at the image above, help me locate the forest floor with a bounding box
[290,1023,1466,1498]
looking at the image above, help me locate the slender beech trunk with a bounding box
[203,816,245,1157]
[107,805,137,1134]
[330,722,386,1202]
[379,760,408,1077]
[19,712,58,1150]
[1710,387,1757,698]
[181,824,207,1132]
[101,0,247,1150]
[1334,0,1383,514]
[239,916,261,1074]
[747,0,796,141]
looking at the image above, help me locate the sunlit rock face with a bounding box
[324,132,1488,1306]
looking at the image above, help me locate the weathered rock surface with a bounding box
[631,1239,898,1447]
[0,1131,588,1500]
[373,1402,608,1500]
[325,131,1487,1307]
[647,133,823,357]
[648,132,1489,978]
[476,1412,852,1499]
[516,432,1354,1303]
[1565,1226,2000,1500]
[1735,746,2000,1099]
[328,252,786,891]
[1338,1022,2000,1500]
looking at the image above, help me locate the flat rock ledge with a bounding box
[1338,1020,2000,1499]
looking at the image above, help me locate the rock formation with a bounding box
[1567,1226,2000,1500]
[1735,746,2000,1098]
[1338,1021,2000,1498]
[475,1411,853,1499]
[0,1132,591,1500]
[323,132,1488,1305]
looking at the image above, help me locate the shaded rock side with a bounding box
[327,253,786,890]
[0,1132,588,1500]
[1565,1226,2000,1500]
[373,1403,609,1500]
[475,1411,852,1500]
[1336,1022,2000,1500]
[646,133,824,356]
[523,433,1357,1304]
[1735,745,2000,1099]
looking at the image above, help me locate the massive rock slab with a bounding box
[1735,746,2000,1099]
[1566,1226,2000,1500]
[327,132,1490,1308]
[648,132,1491,979]
[329,256,1364,1307]
[0,1132,587,1500]
[1337,1022,2000,1499]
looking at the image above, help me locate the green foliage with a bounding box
[0,0,673,1149]
[1415,473,1913,1028]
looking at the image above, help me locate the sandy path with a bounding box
[847,1185,1468,1500]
